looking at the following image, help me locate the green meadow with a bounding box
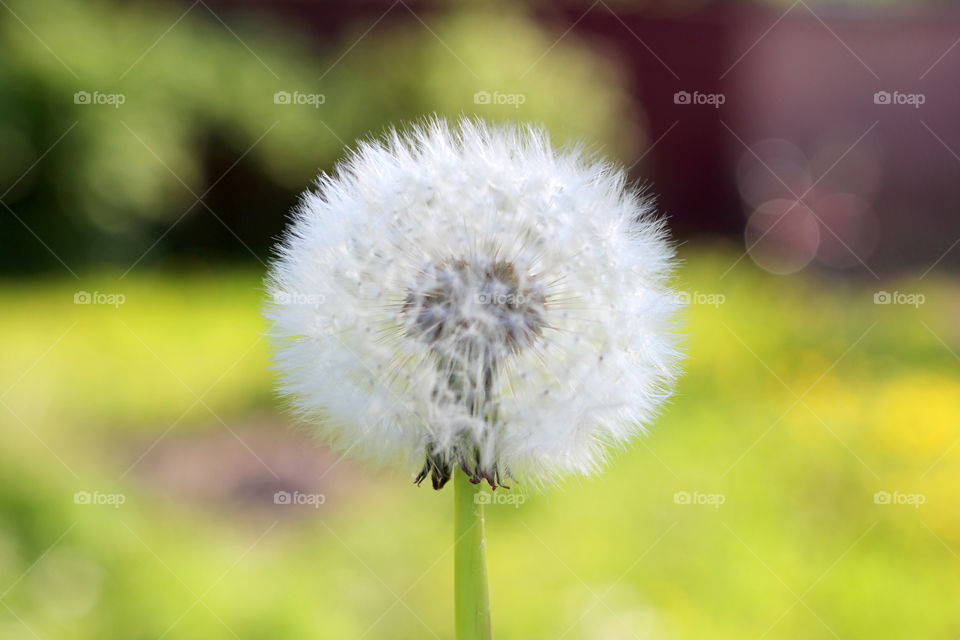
[2,247,956,639]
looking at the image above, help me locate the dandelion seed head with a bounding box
[265,117,684,489]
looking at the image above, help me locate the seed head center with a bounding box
[403,258,546,355]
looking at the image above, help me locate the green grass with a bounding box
[1,247,958,639]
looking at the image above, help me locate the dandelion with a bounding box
[265,117,683,639]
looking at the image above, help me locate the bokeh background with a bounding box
[1,0,959,638]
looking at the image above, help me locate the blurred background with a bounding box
[1,0,959,638]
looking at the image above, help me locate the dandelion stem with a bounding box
[454,470,491,640]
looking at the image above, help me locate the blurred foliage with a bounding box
[0,0,640,272]
[1,248,959,638]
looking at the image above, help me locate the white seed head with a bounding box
[265,117,684,489]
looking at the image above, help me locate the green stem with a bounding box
[454,471,491,640]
